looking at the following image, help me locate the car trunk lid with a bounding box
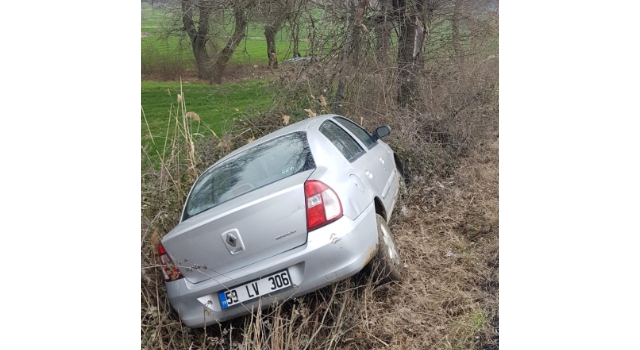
[161,170,312,284]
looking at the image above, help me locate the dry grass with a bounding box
[385,130,499,349]
[141,109,499,349]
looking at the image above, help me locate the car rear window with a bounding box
[183,132,315,220]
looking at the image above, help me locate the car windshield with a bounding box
[183,132,316,220]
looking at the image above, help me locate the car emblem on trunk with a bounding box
[222,229,245,254]
[227,234,237,247]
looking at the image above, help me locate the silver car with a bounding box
[159,114,403,327]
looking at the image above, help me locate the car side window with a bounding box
[319,120,365,162]
[334,117,376,149]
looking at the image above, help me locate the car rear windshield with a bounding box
[183,132,316,220]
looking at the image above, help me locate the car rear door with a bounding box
[333,117,397,212]
[314,120,376,217]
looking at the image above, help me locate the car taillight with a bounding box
[304,180,343,231]
[158,242,184,282]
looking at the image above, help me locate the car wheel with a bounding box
[373,214,403,283]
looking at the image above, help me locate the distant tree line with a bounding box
[154,0,497,108]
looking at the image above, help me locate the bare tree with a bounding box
[450,0,497,64]
[181,0,213,80]
[371,0,393,65]
[394,0,442,107]
[255,0,293,69]
[451,0,463,62]
[211,6,248,84]
[288,0,308,57]
[180,0,251,84]
[333,0,368,113]
[281,0,311,58]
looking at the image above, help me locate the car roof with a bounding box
[217,114,340,162]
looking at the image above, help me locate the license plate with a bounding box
[218,269,292,309]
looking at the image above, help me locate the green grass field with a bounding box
[142,3,311,69]
[141,4,304,165]
[141,79,276,163]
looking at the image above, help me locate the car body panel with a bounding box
[165,202,378,327]
[162,170,313,284]
[367,141,398,217]
[303,124,377,220]
[332,116,398,217]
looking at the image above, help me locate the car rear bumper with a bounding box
[165,202,379,328]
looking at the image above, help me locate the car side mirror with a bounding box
[373,125,391,141]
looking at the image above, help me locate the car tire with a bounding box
[373,214,403,283]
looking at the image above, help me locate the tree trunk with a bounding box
[374,0,392,65]
[452,0,462,63]
[332,0,367,114]
[182,0,213,80]
[211,7,248,84]
[396,1,426,107]
[264,25,278,69]
[292,22,301,57]
[289,0,305,58]
[305,1,316,58]
[350,0,367,64]
[397,17,418,106]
